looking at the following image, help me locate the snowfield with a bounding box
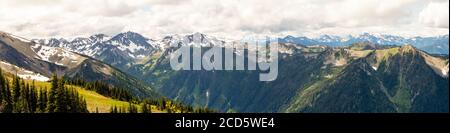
[0,61,50,81]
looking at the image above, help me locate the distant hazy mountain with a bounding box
[279,33,449,55]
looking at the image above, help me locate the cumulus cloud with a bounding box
[419,1,449,28]
[0,0,448,39]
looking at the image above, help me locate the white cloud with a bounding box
[419,1,449,28]
[0,0,448,39]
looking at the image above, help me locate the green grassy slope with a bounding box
[23,79,163,113]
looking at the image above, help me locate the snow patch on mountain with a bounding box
[17,73,50,82]
[30,43,86,67]
[372,66,378,71]
[112,41,145,53]
[0,61,50,81]
[34,44,59,63]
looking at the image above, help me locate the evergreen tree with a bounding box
[37,88,47,113]
[163,100,167,110]
[141,103,148,113]
[46,74,58,113]
[21,81,29,102]
[142,103,151,113]
[0,68,9,113]
[54,77,66,112]
[12,76,20,103]
[18,97,30,113]
[113,106,118,113]
[17,81,30,113]
[29,82,37,113]
[128,102,137,113]
[81,98,88,113]
[110,106,114,113]
[0,68,5,101]
[0,79,13,113]
[67,88,76,113]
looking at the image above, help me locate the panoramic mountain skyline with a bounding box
[0,0,448,39]
[2,30,448,113]
[26,31,449,55]
[0,1,448,131]
[1,0,449,113]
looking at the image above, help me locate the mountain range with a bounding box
[1,31,448,113]
[0,31,159,98]
[279,33,449,55]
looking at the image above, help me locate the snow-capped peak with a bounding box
[89,34,110,43]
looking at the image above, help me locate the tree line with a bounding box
[139,98,217,113]
[68,79,135,102]
[0,68,88,113]
[108,99,217,113]
[69,78,217,113]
